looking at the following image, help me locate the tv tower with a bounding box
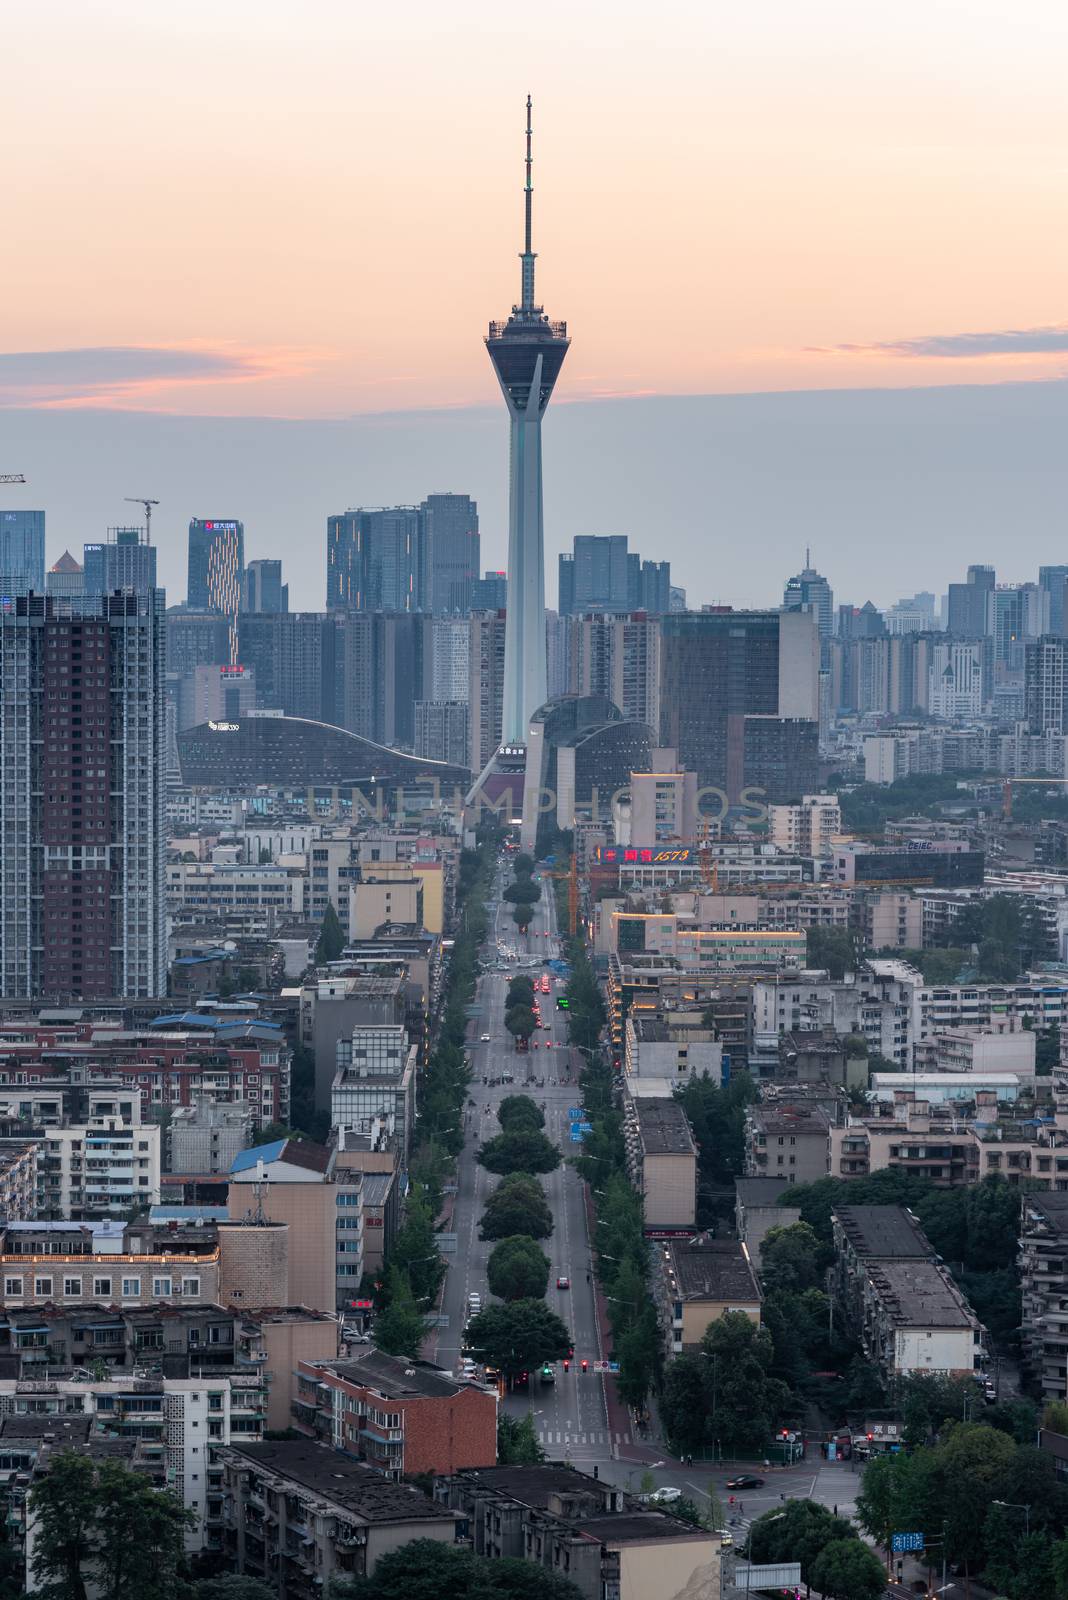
[486,96,570,743]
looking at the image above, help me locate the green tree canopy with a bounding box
[192,1581,278,1600]
[497,1094,545,1133]
[808,1537,885,1600]
[486,1235,551,1301]
[748,1499,855,1586]
[480,1174,553,1241]
[496,1413,546,1465]
[759,1221,824,1294]
[805,925,859,978]
[463,1299,571,1376]
[315,900,345,964]
[338,1539,583,1600]
[504,1005,537,1041]
[372,1267,430,1358]
[478,1129,561,1176]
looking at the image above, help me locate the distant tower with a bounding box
[486,97,570,742]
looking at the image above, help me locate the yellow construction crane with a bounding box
[1001,776,1068,821]
[0,474,25,484]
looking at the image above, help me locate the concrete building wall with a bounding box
[217,1223,289,1309]
[616,1537,721,1600]
[643,1152,696,1228]
[261,1318,339,1431]
[226,1180,336,1313]
[894,1326,977,1376]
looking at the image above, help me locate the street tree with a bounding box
[699,1310,791,1455]
[28,1450,99,1600]
[478,1129,561,1176]
[372,1268,430,1358]
[808,1538,885,1600]
[748,1498,854,1587]
[496,1413,546,1465]
[504,1005,536,1043]
[192,1582,277,1600]
[497,1094,545,1133]
[463,1299,571,1376]
[512,904,534,931]
[487,1235,550,1301]
[480,1174,553,1241]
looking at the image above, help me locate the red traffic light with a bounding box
[563,1360,570,1372]
[581,1359,588,1372]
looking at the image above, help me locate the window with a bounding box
[34,1277,53,1298]
[153,1277,172,1298]
[122,1278,141,1299]
[182,1278,201,1299]
[63,1277,82,1298]
[4,1278,22,1298]
[93,1278,112,1298]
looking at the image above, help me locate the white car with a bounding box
[648,1487,681,1505]
[480,1033,491,1043]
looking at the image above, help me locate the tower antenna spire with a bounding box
[521,94,536,311]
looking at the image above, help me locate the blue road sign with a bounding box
[568,1107,582,1120]
[891,1533,924,1553]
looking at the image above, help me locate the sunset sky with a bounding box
[4,0,1068,418]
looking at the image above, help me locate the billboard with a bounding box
[593,846,694,865]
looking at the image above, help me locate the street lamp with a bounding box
[992,1499,1031,1537]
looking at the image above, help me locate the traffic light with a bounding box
[581,1358,588,1373]
[563,1359,570,1373]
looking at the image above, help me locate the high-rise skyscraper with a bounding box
[326,507,422,613]
[659,609,819,804]
[0,510,45,596]
[46,552,84,600]
[471,571,508,611]
[486,98,569,742]
[423,493,480,614]
[557,535,671,616]
[468,610,507,772]
[567,612,662,726]
[83,527,157,597]
[947,564,994,637]
[783,553,834,660]
[243,558,288,614]
[187,519,244,663]
[0,591,166,999]
[1039,566,1068,636]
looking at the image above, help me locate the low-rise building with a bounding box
[832,1206,983,1380]
[168,1099,254,1175]
[744,1102,830,1185]
[218,1439,459,1591]
[1021,1193,1068,1400]
[655,1234,761,1355]
[734,1178,801,1267]
[623,1015,723,1087]
[913,1026,1037,1079]
[623,1098,697,1232]
[293,1350,497,1477]
[435,1464,724,1600]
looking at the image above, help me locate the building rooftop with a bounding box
[866,1259,980,1330]
[749,1104,831,1136]
[319,1349,465,1400]
[663,1237,761,1305]
[230,1137,329,1176]
[446,1463,608,1508]
[735,1177,796,1208]
[834,1206,935,1261]
[220,1440,455,1524]
[360,1172,395,1207]
[632,1019,671,1043]
[574,1512,710,1545]
[635,1099,697,1156]
[1023,1192,1068,1236]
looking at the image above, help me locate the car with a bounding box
[480,1033,491,1043]
[648,1487,682,1504]
[539,1364,556,1384]
[725,1475,765,1491]
[556,1276,570,1290]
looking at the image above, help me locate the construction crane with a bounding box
[125,496,159,544]
[1002,776,1068,820]
[0,475,25,484]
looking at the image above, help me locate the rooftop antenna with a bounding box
[125,497,160,545]
[520,94,536,312]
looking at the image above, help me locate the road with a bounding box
[435,850,633,1461]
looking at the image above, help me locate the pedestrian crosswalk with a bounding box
[536,1429,632,1448]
